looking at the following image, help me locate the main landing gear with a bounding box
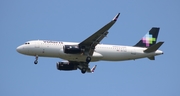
[81,68,86,74]
[86,56,91,63]
[34,55,38,64]
[80,56,91,74]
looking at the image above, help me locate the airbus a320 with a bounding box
[16,13,164,74]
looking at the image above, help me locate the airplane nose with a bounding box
[16,46,23,53]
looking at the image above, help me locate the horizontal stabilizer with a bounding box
[148,56,155,60]
[144,42,164,53]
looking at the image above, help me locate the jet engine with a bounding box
[56,61,77,71]
[63,45,84,54]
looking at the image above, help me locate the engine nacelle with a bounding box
[56,61,77,71]
[63,45,84,54]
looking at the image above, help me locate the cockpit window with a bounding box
[24,42,30,44]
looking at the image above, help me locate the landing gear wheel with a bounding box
[81,68,86,74]
[34,60,38,64]
[86,56,91,63]
[34,55,38,64]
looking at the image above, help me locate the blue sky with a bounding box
[0,0,180,96]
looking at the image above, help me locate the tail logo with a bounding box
[142,33,156,47]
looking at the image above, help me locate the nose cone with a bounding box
[16,45,23,53]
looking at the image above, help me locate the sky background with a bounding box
[0,0,180,96]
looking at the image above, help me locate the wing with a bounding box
[79,13,120,56]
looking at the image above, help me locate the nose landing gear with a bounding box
[34,55,38,64]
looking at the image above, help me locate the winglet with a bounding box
[91,65,97,73]
[112,13,120,21]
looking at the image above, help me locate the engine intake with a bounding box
[56,61,77,71]
[63,45,84,54]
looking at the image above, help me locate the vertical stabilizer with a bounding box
[134,27,159,47]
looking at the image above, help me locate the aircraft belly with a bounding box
[101,53,130,61]
[59,52,103,62]
[96,48,143,61]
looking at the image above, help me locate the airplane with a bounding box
[16,13,164,74]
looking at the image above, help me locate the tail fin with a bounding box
[134,27,160,47]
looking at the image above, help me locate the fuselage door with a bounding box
[35,42,40,48]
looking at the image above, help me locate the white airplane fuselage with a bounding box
[16,13,164,74]
[16,40,163,62]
